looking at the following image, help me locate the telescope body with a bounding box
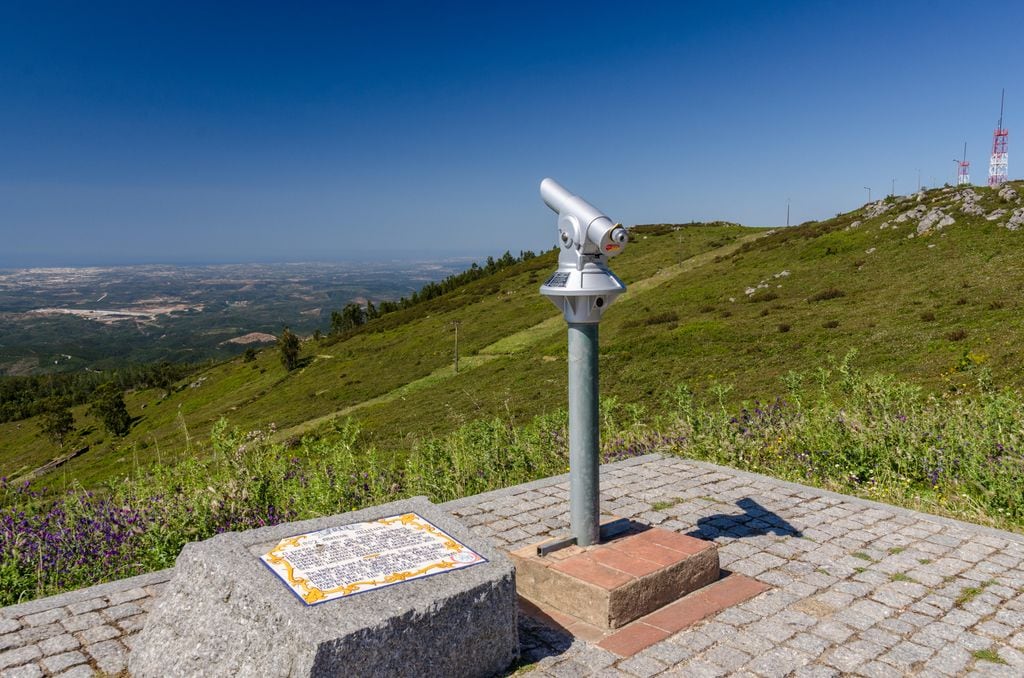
[539,178,627,324]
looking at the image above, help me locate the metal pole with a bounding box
[453,320,460,373]
[567,322,600,546]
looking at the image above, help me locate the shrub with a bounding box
[7,366,1024,605]
[955,297,967,305]
[777,323,791,333]
[749,291,779,303]
[822,320,839,329]
[645,311,679,326]
[920,311,936,322]
[759,308,770,317]
[808,288,846,302]
[698,305,715,313]
[278,327,301,370]
[988,301,1004,310]
[946,328,968,342]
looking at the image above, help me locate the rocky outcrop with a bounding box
[1006,208,1024,231]
[998,185,1019,202]
[896,205,927,223]
[917,209,954,235]
[863,201,892,219]
[958,189,985,216]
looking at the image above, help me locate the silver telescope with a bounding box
[540,178,628,257]
[537,178,628,549]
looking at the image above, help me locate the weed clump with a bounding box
[809,288,846,302]
[920,311,936,322]
[645,311,679,326]
[749,291,779,303]
[777,323,791,333]
[822,320,839,329]
[947,328,968,342]
[623,311,679,328]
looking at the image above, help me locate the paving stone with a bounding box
[115,614,146,634]
[923,643,972,676]
[724,629,774,656]
[703,643,751,672]
[105,587,148,606]
[65,598,105,616]
[86,639,127,675]
[76,624,119,645]
[810,620,855,643]
[855,660,899,678]
[786,631,830,658]
[0,663,44,678]
[40,650,87,674]
[0,621,18,637]
[976,619,1013,639]
[0,635,19,654]
[52,665,95,678]
[616,654,666,677]
[12,625,62,645]
[743,646,810,678]
[881,640,934,669]
[640,640,692,665]
[60,613,103,634]
[0,646,41,671]
[19,609,66,628]
[821,639,883,672]
[859,627,901,649]
[37,634,78,656]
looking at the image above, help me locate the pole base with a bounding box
[510,520,721,630]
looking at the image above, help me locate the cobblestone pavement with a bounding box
[2,454,1024,677]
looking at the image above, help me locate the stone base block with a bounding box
[130,497,517,678]
[510,524,719,629]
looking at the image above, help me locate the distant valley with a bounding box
[0,260,473,375]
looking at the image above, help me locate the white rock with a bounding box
[1006,208,1024,231]
[896,205,927,223]
[863,201,892,219]
[917,208,953,234]
[998,185,1018,202]
[986,209,1006,221]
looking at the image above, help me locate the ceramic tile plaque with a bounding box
[261,512,486,605]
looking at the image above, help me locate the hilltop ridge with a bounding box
[2,180,1023,489]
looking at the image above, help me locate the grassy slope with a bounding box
[3,181,1023,488]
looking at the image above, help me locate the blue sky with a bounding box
[0,1,1018,266]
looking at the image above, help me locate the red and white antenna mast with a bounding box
[957,142,970,185]
[989,89,1009,187]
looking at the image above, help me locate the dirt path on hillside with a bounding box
[273,231,767,441]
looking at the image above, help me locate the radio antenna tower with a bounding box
[989,89,1009,187]
[956,142,970,185]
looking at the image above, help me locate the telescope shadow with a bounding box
[685,497,803,540]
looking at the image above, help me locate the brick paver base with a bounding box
[2,453,1024,677]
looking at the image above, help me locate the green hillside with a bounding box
[3,181,1023,490]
